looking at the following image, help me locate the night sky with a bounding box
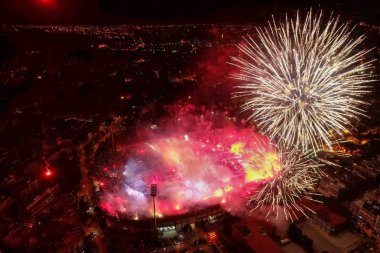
[0,0,379,24]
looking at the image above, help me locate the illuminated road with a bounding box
[78,138,108,253]
[77,116,125,253]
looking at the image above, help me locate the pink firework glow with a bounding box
[98,104,282,218]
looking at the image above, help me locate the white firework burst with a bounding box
[231,10,375,153]
[249,148,324,221]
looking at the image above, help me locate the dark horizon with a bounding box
[0,0,379,25]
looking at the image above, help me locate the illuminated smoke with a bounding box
[99,104,282,217]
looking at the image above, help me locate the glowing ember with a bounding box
[37,0,55,6]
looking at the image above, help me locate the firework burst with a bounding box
[249,148,324,221]
[231,10,375,153]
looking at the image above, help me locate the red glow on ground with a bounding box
[43,160,53,178]
[36,0,57,8]
[45,170,52,177]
